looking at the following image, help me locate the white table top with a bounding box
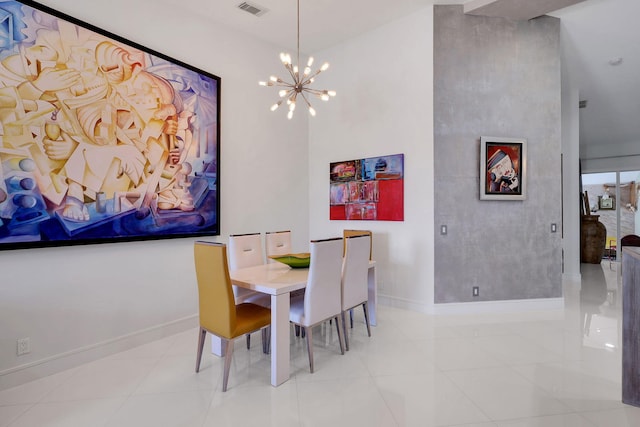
[229,263,309,295]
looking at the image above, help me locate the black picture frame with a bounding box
[480,136,527,201]
[0,0,221,250]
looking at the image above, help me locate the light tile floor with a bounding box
[2,262,640,426]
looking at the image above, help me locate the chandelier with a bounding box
[259,0,336,119]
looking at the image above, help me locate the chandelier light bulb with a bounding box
[303,66,311,75]
[280,53,291,65]
[328,90,336,97]
[270,102,280,111]
[309,106,316,116]
[289,101,296,111]
[287,110,293,120]
[307,57,314,67]
[293,65,298,74]
[320,62,329,71]
[278,89,288,97]
[321,94,329,101]
[259,81,267,86]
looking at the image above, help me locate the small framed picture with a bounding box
[480,136,527,201]
[599,196,615,210]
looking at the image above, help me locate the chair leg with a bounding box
[246,333,251,350]
[350,309,354,328]
[305,325,314,373]
[341,311,350,351]
[261,327,270,354]
[362,302,371,337]
[335,315,345,355]
[196,327,207,373]
[295,325,300,337]
[222,339,234,392]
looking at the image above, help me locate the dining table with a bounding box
[210,260,377,387]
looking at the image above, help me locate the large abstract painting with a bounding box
[330,154,404,221]
[0,1,220,249]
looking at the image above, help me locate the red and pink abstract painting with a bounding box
[330,154,404,221]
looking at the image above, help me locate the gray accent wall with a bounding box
[434,6,562,303]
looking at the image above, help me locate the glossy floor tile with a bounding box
[2,262,640,426]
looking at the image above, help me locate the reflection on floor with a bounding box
[1,262,640,427]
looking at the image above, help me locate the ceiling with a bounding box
[550,0,640,151]
[159,0,638,151]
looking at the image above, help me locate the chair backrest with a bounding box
[194,241,236,339]
[342,234,371,310]
[228,233,264,270]
[304,238,343,324]
[621,234,640,247]
[265,230,292,263]
[343,229,372,260]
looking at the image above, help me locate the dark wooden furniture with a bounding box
[621,234,640,248]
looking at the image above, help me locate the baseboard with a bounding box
[378,294,429,313]
[563,272,582,284]
[0,314,198,391]
[430,297,565,315]
[378,294,565,316]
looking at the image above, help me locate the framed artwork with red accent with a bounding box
[329,154,404,221]
[480,137,527,201]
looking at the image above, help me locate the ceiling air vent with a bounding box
[238,2,268,17]
[579,100,587,109]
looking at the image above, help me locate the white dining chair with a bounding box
[265,230,292,262]
[266,230,304,312]
[289,237,345,373]
[228,233,271,351]
[342,229,373,328]
[341,234,372,351]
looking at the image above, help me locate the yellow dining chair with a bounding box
[194,241,271,392]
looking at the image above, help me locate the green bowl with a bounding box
[269,253,311,268]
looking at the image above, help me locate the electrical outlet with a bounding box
[17,338,30,356]
[472,286,479,297]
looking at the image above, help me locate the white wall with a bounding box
[561,83,581,283]
[308,9,435,311]
[0,0,309,389]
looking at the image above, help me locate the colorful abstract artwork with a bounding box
[480,136,526,201]
[0,1,220,249]
[330,154,404,221]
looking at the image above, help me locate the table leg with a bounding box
[367,265,377,326]
[271,292,290,386]
[210,335,226,356]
